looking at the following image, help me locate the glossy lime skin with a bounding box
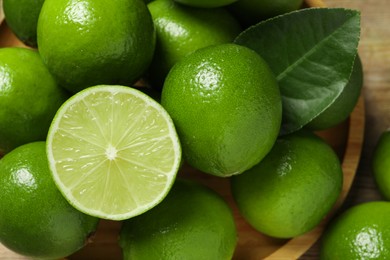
[320,201,390,259]
[161,43,282,177]
[3,0,45,47]
[306,56,363,130]
[231,0,304,25]
[0,47,68,154]
[147,0,241,87]
[372,130,390,200]
[231,131,343,238]
[120,179,237,260]
[173,0,237,8]
[0,142,99,259]
[37,0,156,93]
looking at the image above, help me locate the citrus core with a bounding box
[46,85,181,220]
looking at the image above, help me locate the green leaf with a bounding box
[234,8,361,134]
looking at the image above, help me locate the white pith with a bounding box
[46,85,181,220]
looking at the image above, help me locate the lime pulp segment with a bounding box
[46,85,181,220]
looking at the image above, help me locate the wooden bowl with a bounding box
[0,0,365,259]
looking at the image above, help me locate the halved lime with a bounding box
[46,85,181,220]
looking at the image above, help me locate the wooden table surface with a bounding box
[303,0,390,258]
[0,0,388,259]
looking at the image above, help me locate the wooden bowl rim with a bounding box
[0,0,366,258]
[265,0,366,258]
[265,96,365,259]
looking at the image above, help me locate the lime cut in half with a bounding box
[46,85,182,221]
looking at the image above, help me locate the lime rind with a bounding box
[47,85,181,220]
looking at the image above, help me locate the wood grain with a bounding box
[302,0,390,259]
[0,0,380,259]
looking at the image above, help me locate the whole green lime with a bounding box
[320,201,390,259]
[231,131,343,238]
[306,56,363,130]
[147,0,241,87]
[173,0,237,8]
[3,0,45,47]
[37,0,156,93]
[230,0,304,25]
[119,179,237,260]
[161,43,282,177]
[0,142,99,259]
[0,47,68,155]
[372,130,390,200]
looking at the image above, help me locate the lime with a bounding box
[372,130,390,200]
[0,47,68,155]
[306,56,363,130]
[119,179,237,260]
[37,0,156,93]
[0,142,99,259]
[320,201,390,259]
[46,85,181,220]
[2,0,45,47]
[231,131,343,238]
[161,43,281,177]
[230,0,304,26]
[147,0,241,87]
[173,0,237,8]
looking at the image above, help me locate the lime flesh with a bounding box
[46,85,181,220]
